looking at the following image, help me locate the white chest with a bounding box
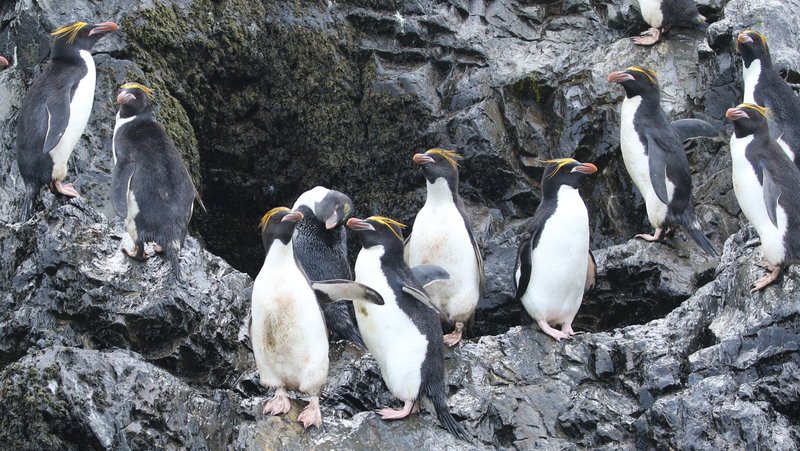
[50,50,96,181]
[742,59,761,105]
[638,0,663,27]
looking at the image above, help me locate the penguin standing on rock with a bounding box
[347,216,470,441]
[737,30,800,164]
[112,83,201,282]
[251,207,383,429]
[632,0,707,46]
[405,149,484,347]
[16,21,118,221]
[726,104,800,292]
[514,159,596,341]
[291,186,366,348]
[608,66,719,256]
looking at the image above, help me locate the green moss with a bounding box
[511,73,544,103]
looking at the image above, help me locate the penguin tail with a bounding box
[19,183,39,222]
[678,212,718,257]
[322,303,367,349]
[427,391,471,442]
[166,242,183,283]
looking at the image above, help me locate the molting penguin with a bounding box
[112,83,201,282]
[16,21,118,221]
[632,0,707,46]
[608,66,718,256]
[291,186,366,349]
[405,149,484,347]
[737,30,800,164]
[726,103,800,292]
[347,216,470,441]
[514,159,596,341]
[252,207,383,428]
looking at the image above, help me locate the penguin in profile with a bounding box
[291,186,366,348]
[737,30,800,164]
[0,56,8,69]
[631,0,707,46]
[347,216,470,441]
[405,148,484,347]
[252,207,383,429]
[112,82,201,282]
[726,104,800,292]
[608,66,718,256]
[16,21,118,221]
[514,159,596,341]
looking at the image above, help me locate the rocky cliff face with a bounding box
[1,0,799,449]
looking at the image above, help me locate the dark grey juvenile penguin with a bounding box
[514,159,596,341]
[252,207,383,429]
[608,66,718,256]
[16,21,118,220]
[727,103,800,292]
[632,0,707,46]
[405,148,484,347]
[112,83,200,282]
[347,216,470,441]
[737,30,800,164]
[291,186,366,348]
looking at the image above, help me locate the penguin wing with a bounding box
[671,119,718,141]
[410,264,450,287]
[401,285,442,314]
[760,163,782,228]
[42,89,72,154]
[466,226,486,295]
[513,231,534,299]
[585,249,596,293]
[645,131,672,205]
[110,154,136,219]
[312,280,384,305]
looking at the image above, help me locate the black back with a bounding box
[661,0,706,30]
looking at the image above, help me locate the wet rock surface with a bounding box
[0,0,799,449]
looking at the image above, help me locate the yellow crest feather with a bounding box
[742,30,768,50]
[627,66,659,85]
[366,216,407,241]
[121,82,154,98]
[737,102,772,119]
[542,158,578,178]
[259,207,290,231]
[425,148,462,168]
[51,22,88,44]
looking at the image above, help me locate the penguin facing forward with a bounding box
[514,159,596,341]
[252,207,384,428]
[405,149,484,347]
[632,0,707,46]
[737,30,800,164]
[726,103,800,292]
[291,186,367,349]
[347,216,470,441]
[112,83,201,282]
[16,21,118,221]
[608,66,718,256]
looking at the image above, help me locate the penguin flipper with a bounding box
[401,285,441,314]
[410,264,450,288]
[42,90,72,154]
[671,118,718,141]
[513,231,534,299]
[312,280,384,305]
[466,227,486,295]
[111,158,135,219]
[645,132,671,205]
[760,164,782,228]
[585,249,596,293]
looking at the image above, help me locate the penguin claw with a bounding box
[53,181,80,198]
[632,28,661,46]
[122,246,149,261]
[443,322,465,347]
[263,389,291,416]
[376,400,415,420]
[750,264,782,293]
[297,398,322,429]
[537,320,571,341]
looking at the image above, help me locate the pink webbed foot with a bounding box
[376,400,416,420]
[443,322,465,347]
[562,323,581,337]
[152,243,164,254]
[537,319,571,341]
[750,263,782,293]
[297,397,322,429]
[632,27,661,46]
[122,245,148,261]
[263,387,291,416]
[53,180,80,198]
[635,228,663,242]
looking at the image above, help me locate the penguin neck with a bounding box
[424,177,457,206]
[263,239,296,267]
[542,183,578,202]
[742,59,763,104]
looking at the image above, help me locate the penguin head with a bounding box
[726,103,770,138]
[737,30,770,67]
[541,158,597,196]
[0,56,8,69]
[50,21,118,58]
[293,186,354,229]
[412,148,462,186]
[347,216,406,250]
[259,207,304,250]
[608,66,659,99]
[116,83,154,118]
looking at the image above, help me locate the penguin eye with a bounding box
[80,30,90,38]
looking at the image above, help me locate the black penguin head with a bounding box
[541,158,597,197]
[50,21,118,59]
[608,66,659,100]
[347,216,406,251]
[293,186,354,229]
[726,103,770,138]
[116,83,155,118]
[412,148,462,186]
[259,207,304,250]
[737,30,771,68]
[0,56,8,70]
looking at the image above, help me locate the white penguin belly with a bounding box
[50,50,95,182]
[730,135,788,265]
[251,250,329,394]
[519,187,589,325]
[742,60,760,105]
[638,0,663,27]
[620,96,670,228]
[406,198,480,323]
[125,189,140,242]
[354,245,427,402]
